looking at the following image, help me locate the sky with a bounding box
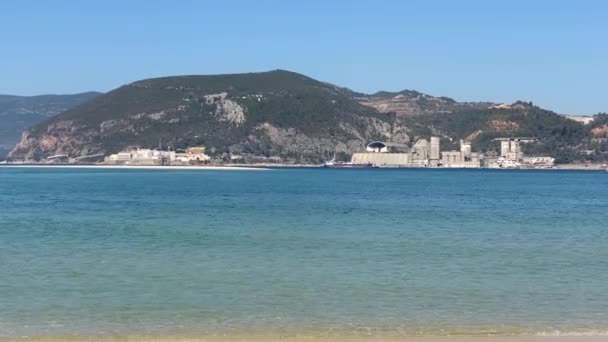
[0,0,606,114]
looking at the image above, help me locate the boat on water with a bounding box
[324,161,376,168]
[323,156,376,168]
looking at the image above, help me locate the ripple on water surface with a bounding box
[1,168,607,337]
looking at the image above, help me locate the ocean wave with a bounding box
[534,329,608,336]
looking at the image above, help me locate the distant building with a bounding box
[499,139,524,162]
[440,140,481,168]
[490,138,554,168]
[347,136,559,169]
[500,140,511,158]
[366,141,389,153]
[429,137,440,166]
[352,137,445,168]
[104,146,209,166]
[105,149,169,165]
[185,146,210,163]
[412,139,429,160]
[522,156,555,168]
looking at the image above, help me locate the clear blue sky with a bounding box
[1,0,606,114]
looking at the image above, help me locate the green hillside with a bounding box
[0,92,100,146]
[401,102,605,163]
[7,71,604,164]
[12,71,390,163]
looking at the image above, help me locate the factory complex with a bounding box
[104,146,210,166]
[100,137,554,169]
[350,137,554,169]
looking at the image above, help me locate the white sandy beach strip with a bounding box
[0,164,269,171]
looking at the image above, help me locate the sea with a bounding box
[1,167,607,338]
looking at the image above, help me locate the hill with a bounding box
[398,102,606,163]
[7,71,604,164]
[0,92,100,159]
[9,71,406,163]
[359,90,493,117]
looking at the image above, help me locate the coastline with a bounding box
[552,163,606,171]
[0,162,604,171]
[0,164,269,171]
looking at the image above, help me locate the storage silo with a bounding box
[500,140,511,157]
[430,136,440,161]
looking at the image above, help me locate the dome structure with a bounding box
[366,141,388,153]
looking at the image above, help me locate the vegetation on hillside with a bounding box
[6,70,605,164]
[13,71,386,163]
[401,102,604,163]
[0,92,100,146]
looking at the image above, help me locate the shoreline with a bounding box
[2,334,608,342]
[0,164,269,171]
[3,329,608,342]
[552,164,606,171]
[0,163,605,172]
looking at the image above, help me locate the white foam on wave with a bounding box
[534,330,608,336]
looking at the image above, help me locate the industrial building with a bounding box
[104,146,210,166]
[521,156,556,168]
[349,137,557,169]
[351,137,462,168]
[488,138,554,168]
[366,141,389,153]
[441,140,481,168]
[499,138,525,162]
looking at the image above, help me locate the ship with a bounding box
[323,155,376,168]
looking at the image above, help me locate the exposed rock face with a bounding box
[11,120,102,160]
[9,71,411,163]
[245,117,410,162]
[0,92,100,150]
[252,123,362,158]
[204,93,246,125]
[363,117,410,144]
[487,120,520,132]
[358,90,493,117]
[566,115,595,125]
[591,124,608,138]
[10,101,198,160]
[9,70,601,164]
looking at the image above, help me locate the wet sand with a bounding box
[2,334,607,342]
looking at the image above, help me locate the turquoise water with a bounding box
[1,167,607,337]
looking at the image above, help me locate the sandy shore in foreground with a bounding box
[2,335,607,342]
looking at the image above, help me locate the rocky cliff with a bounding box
[358,90,492,117]
[9,71,410,163]
[8,71,606,164]
[0,92,100,159]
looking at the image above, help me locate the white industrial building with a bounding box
[104,146,210,166]
[352,139,433,167]
[366,141,389,153]
[441,140,481,168]
[349,136,559,169]
[488,138,554,168]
